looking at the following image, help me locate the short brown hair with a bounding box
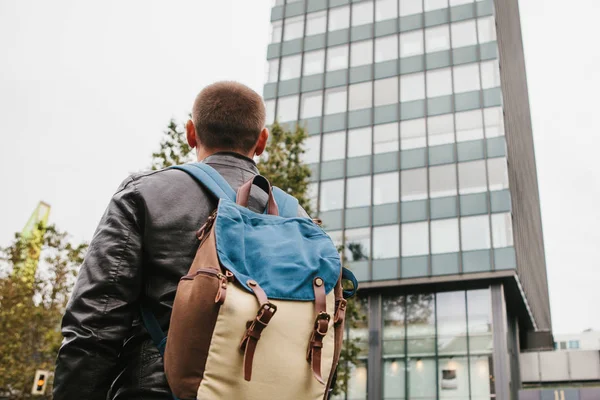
[192,81,266,153]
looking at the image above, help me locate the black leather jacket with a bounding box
[53,153,305,400]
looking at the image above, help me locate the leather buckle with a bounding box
[314,312,331,336]
[256,302,277,325]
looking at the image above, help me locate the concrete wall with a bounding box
[521,351,600,383]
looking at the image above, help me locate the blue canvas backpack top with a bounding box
[141,162,358,400]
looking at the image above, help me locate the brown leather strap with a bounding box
[214,270,235,305]
[236,176,279,216]
[239,280,277,381]
[334,298,347,325]
[307,277,330,385]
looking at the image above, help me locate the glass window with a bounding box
[401,72,425,102]
[451,20,477,48]
[426,67,452,97]
[375,77,399,107]
[306,10,327,36]
[348,127,372,158]
[384,360,406,400]
[450,0,473,5]
[487,157,509,190]
[349,81,373,111]
[308,182,318,212]
[437,291,467,336]
[271,20,283,43]
[480,60,501,89]
[327,229,343,248]
[374,122,399,153]
[328,5,350,31]
[280,54,302,80]
[402,221,429,256]
[374,172,400,205]
[467,289,492,334]
[477,16,496,43]
[400,0,423,16]
[345,228,371,261]
[425,25,450,53]
[284,15,304,41]
[383,294,406,353]
[406,293,435,356]
[351,40,374,67]
[560,341,567,350]
[303,135,321,164]
[431,218,459,254]
[276,95,299,122]
[322,131,346,161]
[320,179,345,211]
[324,87,348,115]
[401,168,427,201]
[484,107,504,138]
[266,59,279,83]
[374,225,400,258]
[375,35,398,63]
[376,0,398,21]
[425,0,448,11]
[455,110,484,142]
[569,340,580,349]
[427,114,454,146]
[303,50,325,76]
[327,44,349,71]
[348,361,369,399]
[429,164,457,198]
[453,63,481,93]
[401,118,427,149]
[265,99,276,124]
[400,30,424,57]
[352,1,374,26]
[458,160,487,194]
[347,176,372,208]
[491,212,513,248]
[410,358,436,398]
[300,91,323,119]
[461,215,490,251]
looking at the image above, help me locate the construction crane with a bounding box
[13,201,51,288]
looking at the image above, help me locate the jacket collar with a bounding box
[202,152,259,175]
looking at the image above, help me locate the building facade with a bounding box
[264,0,551,398]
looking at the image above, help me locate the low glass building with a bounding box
[264,0,552,398]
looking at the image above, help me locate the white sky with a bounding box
[0,0,598,335]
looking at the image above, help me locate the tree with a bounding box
[0,226,87,399]
[256,122,313,215]
[151,119,364,395]
[150,119,193,170]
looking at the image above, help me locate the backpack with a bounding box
[140,162,358,400]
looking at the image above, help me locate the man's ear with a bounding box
[186,120,197,149]
[254,128,269,157]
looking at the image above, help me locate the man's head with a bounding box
[186,81,268,160]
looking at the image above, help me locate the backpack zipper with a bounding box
[181,268,225,281]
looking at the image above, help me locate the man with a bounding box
[53,81,306,399]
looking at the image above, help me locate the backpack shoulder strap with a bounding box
[171,163,236,201]
[272,187,300,218]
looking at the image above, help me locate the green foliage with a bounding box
[0,225,87,399]
[256,121,313,215]
[150,119,194,170]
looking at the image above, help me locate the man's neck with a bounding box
[196,148,254,162]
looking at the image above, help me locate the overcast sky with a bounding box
[0,0,598,335]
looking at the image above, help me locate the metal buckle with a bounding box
[314,312,331,336]
[256,302,277,325]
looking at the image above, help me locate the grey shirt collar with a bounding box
[202,152,259,175]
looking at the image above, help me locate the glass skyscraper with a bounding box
[264,0,551,398]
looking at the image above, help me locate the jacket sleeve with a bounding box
[53,177,144,400]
